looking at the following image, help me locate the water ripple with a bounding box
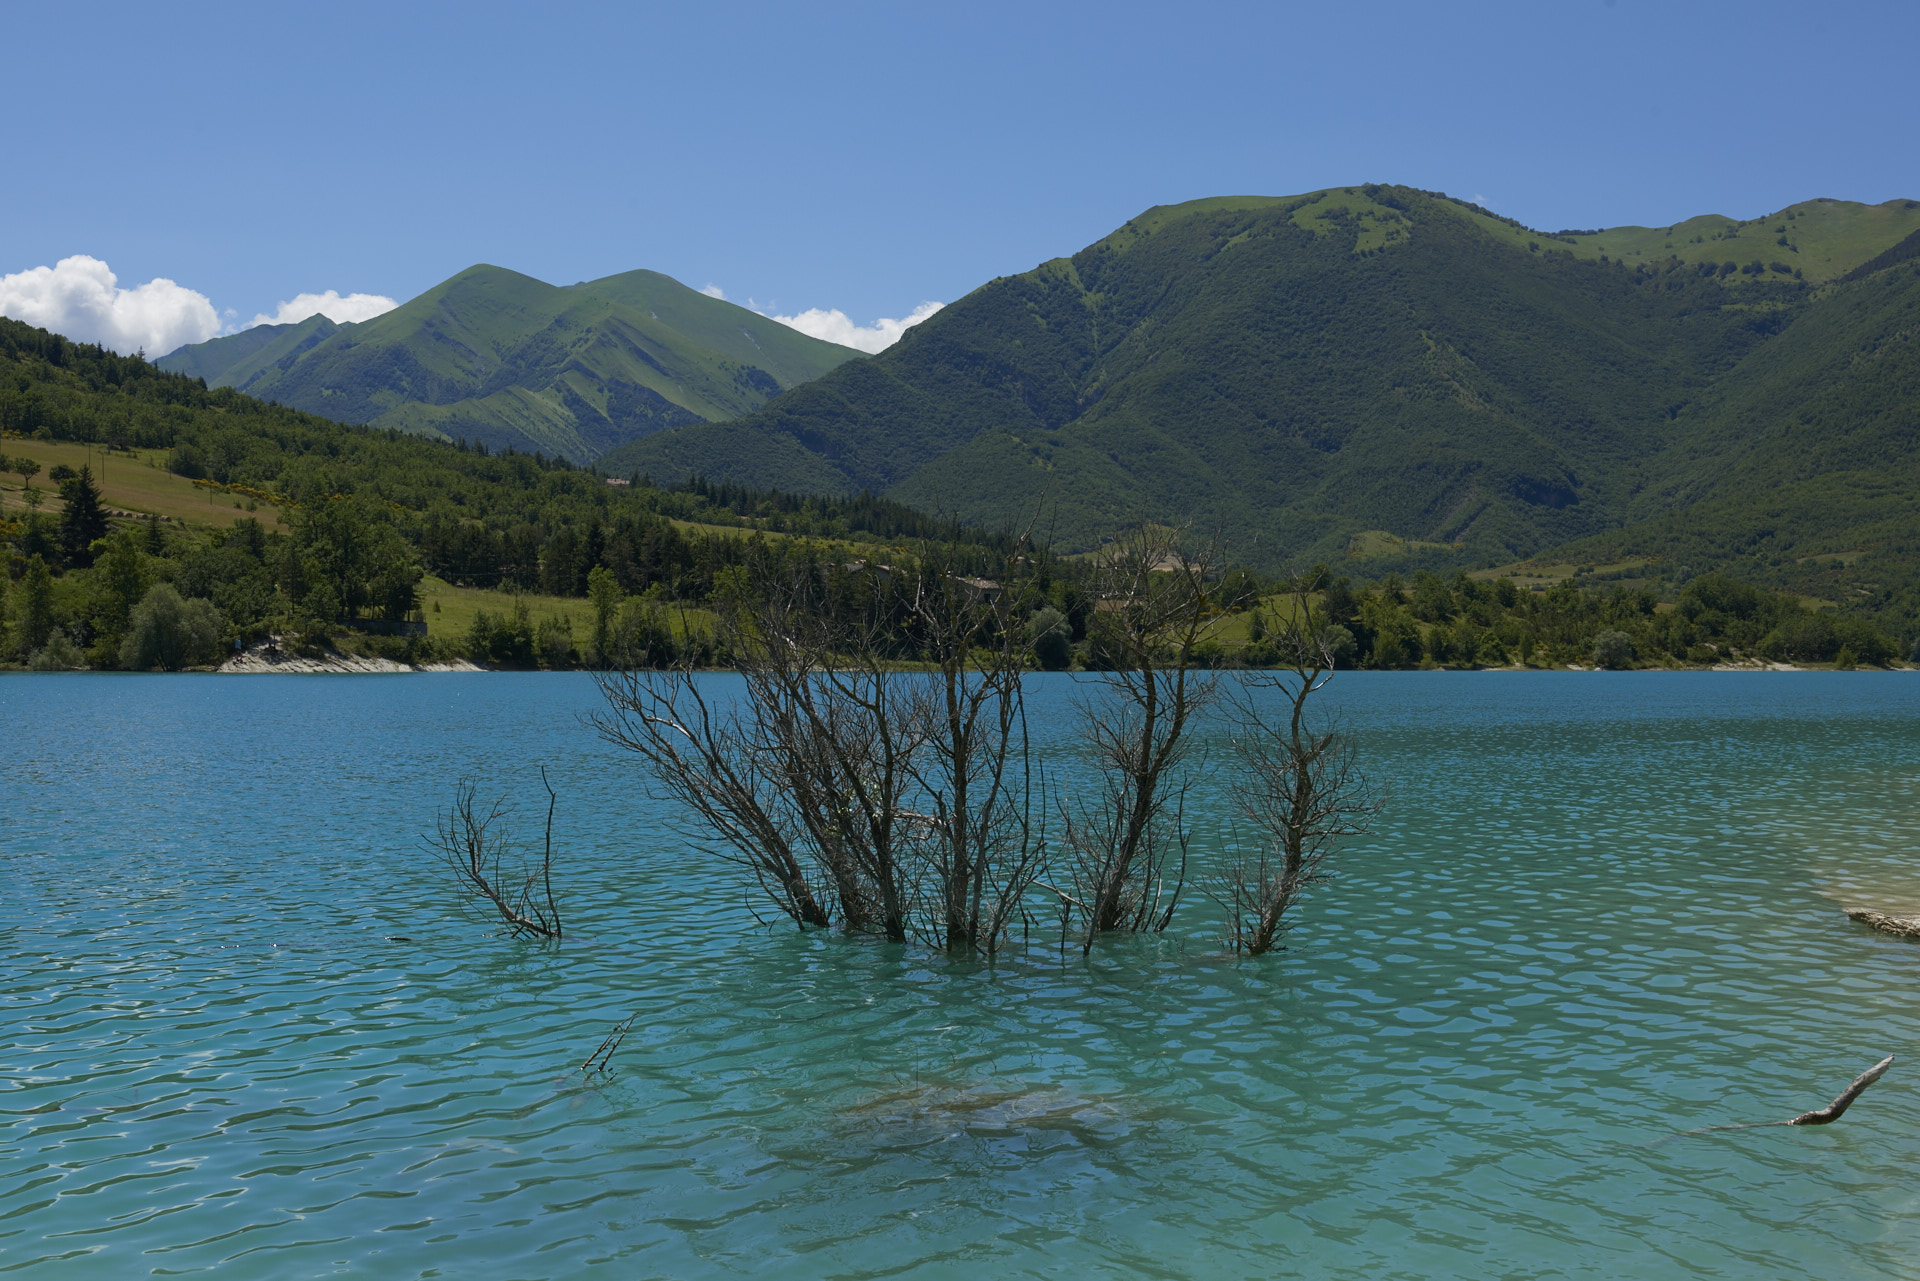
[4,672,1920,1276]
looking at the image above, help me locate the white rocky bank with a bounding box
[219,637,482,674]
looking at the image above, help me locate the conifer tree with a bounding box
[58,465,109,567]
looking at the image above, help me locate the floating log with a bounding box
[1846,907,1920,940]
[1786,1055,1894,1126]
[1679,1054,1894,1136]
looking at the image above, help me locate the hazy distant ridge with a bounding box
[158,266,862,462]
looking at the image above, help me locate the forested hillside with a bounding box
[605,186,1920,582]
[1538,251,1920,622]
[0,317,997,668]
[157,266,860,463]
[5,313,1906,671]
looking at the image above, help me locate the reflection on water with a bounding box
[4,671,1920,1278]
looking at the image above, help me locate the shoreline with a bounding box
[217,638,484,675]
[6,661,1916,676]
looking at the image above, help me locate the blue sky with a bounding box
[3,0,1916,353]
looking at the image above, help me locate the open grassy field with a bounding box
[0,437,288,530]
[416,575,718,645]
[417,576,583,643]
[1346,529,1456,560]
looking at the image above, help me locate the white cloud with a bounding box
[251,289,397,328]
[768,300,943,354]
[699,283,727,299]
[0,255,220,357]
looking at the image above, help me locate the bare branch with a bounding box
[427,777,564,939]
[1217,572,1378,956]
[581,1015,637,1076]
[1061,525,1221,949]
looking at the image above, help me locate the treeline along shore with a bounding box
[0,315,1909,673]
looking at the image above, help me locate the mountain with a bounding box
[1534,243,1920,604]
[601,186,1920,568]
[157,266,861,463]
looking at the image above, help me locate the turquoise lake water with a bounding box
[5,671,1920,1278]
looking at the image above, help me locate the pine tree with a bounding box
[59,465,109,568]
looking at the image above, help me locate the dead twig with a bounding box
[427,776,563,939]
[581,1015,637,1077]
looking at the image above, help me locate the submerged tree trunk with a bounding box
[1219,573,1377,956]
[906,543,1046,954]
[1062,526,1219,949]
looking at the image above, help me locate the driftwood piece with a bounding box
[1846,907,1920,940]
[1786,1054,1895,1125]
[1679,1055,1894,1136]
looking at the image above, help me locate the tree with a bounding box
[58,465,109,567]
[597,545,1047,951]
[1593,629,1634,669]
[1028,606,1072,671]
[1320,624,1359,668]
[1061,527,1219,947]
[291,498,421,623]
[907,544,1047,953]
[13,456,39,492]
[594,579,844,932]
[28,630,85,670]
[730,570,924,940]
[587,564,622,663]
[120,584,224,670]
[95,530,149,642]
[17,555,55,654]
[1219,577,1377,955]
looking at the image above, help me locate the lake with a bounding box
[5,671,1920,1278]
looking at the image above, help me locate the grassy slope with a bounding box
[158,316,332,384]
[1560,198,1920,283]
[0,437,288,529]
[158,266,861,463]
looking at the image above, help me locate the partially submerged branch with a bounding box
[1786,1054,1894,1125]
[428,773,564,939]
[1218,573,1378,956]
[1063,526,1220,949]
[582,1015,637,1077]
[1678,1054,1894,1135]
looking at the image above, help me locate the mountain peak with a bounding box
[156,265,860,461]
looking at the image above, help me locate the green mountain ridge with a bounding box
[1539,250,1920,605]
[158,266,861,463]
[601,185,1920,580]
